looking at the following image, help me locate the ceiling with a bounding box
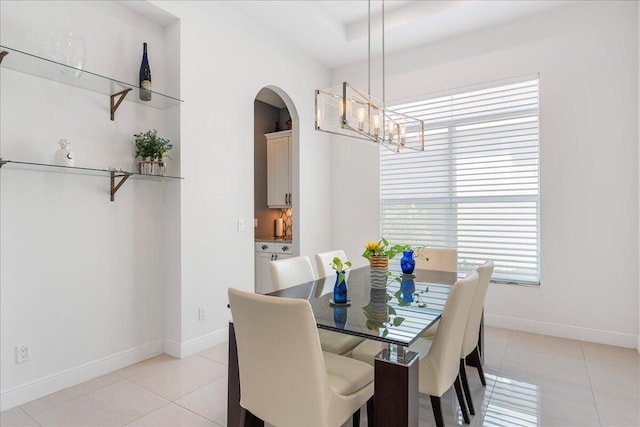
[234,0,576,70]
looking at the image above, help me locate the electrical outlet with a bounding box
[16,344,30,364]
[198,307,206,321]
[237,219,245,232]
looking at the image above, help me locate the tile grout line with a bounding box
[121,401,175,427]
[480,328,512,424]
[581,341,604,427]
[19,373,126,420]
[172,397,225,426]
[19,406,44,427]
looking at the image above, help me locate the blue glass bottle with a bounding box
[400,250,416,274]
[333,271,348,304]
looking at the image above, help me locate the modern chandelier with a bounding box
[315,0,424,152]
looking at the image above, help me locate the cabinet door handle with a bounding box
[288,193,292,205]
[282,246,289,251]
[262,244,268,250]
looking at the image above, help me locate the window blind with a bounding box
[381,78,540,284]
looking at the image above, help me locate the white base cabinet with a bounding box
[254,241,293,294]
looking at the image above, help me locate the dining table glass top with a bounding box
[267,266,456,347]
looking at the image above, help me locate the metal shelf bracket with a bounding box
[110,88,132,121]
[110,171,132,201]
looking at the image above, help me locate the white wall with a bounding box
[332,1,639,347]
[146,1,333,354]
[0,0,180,409]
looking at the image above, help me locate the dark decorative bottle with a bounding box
[139,42,151,101]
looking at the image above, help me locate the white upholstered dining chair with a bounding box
[415,247,458,272]
[269,255,316,291]
[417,248,458,339]
[228,288,374,427]
[417,269,478,426]
[270,255,365,356]
[458,260,494,416]
[315,249,348,278]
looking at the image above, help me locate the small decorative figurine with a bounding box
[55,139,75,166]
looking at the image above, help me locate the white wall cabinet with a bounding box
[266,130,292,208]
[255,241,293,294]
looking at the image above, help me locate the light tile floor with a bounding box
[1,327,638,426]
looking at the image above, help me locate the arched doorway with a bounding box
[253,86,299,293]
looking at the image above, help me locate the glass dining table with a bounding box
[227,266,459,427]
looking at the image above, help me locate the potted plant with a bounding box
[330,256,352,285]
[330,257,352,304]
[134,129,172,175]
[362,237,407,269]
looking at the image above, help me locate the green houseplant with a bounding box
[362,237,418,261]
[134,129,172,159]
[330,256,352,286]
[134,129,172,175]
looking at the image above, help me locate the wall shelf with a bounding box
[0,44,183,120]
[0,159,183,201]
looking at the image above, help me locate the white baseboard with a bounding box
[0,339,164,412]
[486,314,638,349]
[164,328,228,358]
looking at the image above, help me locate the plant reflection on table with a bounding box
[395,274,430,308]
[362,274,430,337]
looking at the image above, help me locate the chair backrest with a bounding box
[415,248,458,272]
[461,260,494,358]
[315,250,348,278]
[269,255,316,291]
[420,270,478,396]
[228,288,332,425]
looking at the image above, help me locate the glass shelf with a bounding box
[0,45,183,116]
[0,159,183,201]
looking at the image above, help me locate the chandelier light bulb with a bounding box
[357,108,366,131]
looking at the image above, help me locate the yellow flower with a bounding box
[365,241,381,252]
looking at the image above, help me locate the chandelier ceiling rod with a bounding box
[382,0,385,111]
[368,0,371,102]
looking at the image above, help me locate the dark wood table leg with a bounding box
[373,348,419,427]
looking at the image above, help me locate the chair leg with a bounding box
[454,375,471,424]
[459,359,475,416]
[470,346,486,386]
[352,408,360,427]
[366,397,374,427]
[430,395,444,427]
